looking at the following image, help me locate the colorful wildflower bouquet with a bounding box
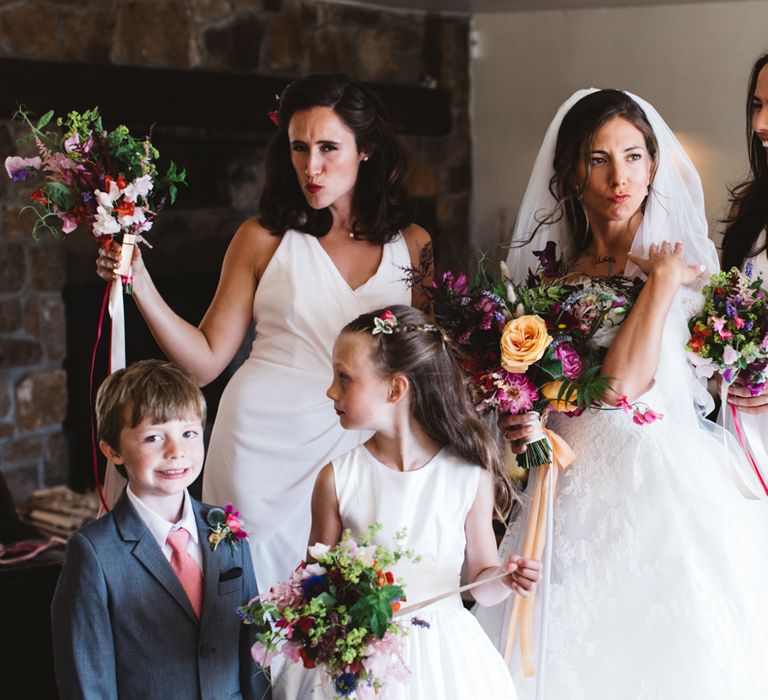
[413,242,651,469]
[686,265,768,494]
[686,266,768,390]
[241,523,421,699]
[5,106,186,292]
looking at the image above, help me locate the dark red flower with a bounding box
[299,648,316,669]
[268,110,280,127]
[30,188,47,204]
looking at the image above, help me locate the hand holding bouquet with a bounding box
[240,523,422,699]
[414,242,654,469]
[5,107,186,292]
[686,266,768,390]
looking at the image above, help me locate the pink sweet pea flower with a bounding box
[709,316,726,333]
[723,345,740,366]
[616,395,632,413]
[57,212,78,234]
[4,155,42,182]
[632,408,663,425]
[251,640,277,666]
[733,316,746,329]
[281,641,303,663]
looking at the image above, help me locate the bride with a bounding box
[475,89,768,699]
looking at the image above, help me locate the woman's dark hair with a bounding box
[342,305,514,520]
[258,73,413,244]
[721,53,768,271]
[521,89,658,258]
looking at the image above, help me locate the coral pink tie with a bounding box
[166,528,203,618]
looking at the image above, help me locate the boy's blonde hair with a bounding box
[96,360,206,452]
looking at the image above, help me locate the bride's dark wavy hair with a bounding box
[258,73,413,244]
[341,305,514,521]
[721,53,768,271]
[517,89,659,257]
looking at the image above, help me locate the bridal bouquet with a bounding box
[240,524,422,699]
[413,242,653,468]
[686,265,768,391]
[5,107,186,292]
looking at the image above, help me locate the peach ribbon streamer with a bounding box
[503,428,575,678]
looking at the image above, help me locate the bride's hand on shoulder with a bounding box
[627,241,705,287]
[500,555,543,597]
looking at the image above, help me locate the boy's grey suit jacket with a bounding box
[51,490,270,700]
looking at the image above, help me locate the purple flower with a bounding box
[746,261,754,279]
[436,271,468,296]
[723,368,736,383]
[553,342,583,380]
[495,370,539,414]
[533,241,563,277]
[334,673,358,696]
[4,156,42,182]
[410,617,431,628]
[473,291,506,331]
[301,574,328,598]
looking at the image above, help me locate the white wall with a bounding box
[470,1,768,259]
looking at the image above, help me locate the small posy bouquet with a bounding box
[686,266,768,391]
[5,106,186,292]
[413,242,654,468]
[207,503,248,552]
[240,523,421,699]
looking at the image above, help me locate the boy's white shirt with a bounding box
[126,485,204,573]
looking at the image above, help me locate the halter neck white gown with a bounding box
[274,445,518,699]
[202,230,411,595]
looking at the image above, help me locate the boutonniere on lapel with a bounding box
[207,503,248,552]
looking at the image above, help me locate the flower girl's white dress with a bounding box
[275,444,518,699]
[474,287,768,700]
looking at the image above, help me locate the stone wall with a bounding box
[0,0,471,501]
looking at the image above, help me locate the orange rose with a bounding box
[500,315,553,373]
[541,380,578,412]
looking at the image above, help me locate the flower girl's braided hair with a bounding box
[342,305,513,520]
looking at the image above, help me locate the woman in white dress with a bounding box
[719,52,768,468]
[96,74,432,595]
[475,88,768,699]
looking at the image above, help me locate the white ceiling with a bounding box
[344,0,743,14]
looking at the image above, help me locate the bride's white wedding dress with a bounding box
[474,285,768,699]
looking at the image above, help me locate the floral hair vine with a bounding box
[372,309,399,335]
[207,503,248,552]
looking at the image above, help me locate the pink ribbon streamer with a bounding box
[729,404,768,497]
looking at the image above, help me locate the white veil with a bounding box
[505,88,720,282]
[505,87,767,496]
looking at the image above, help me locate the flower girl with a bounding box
[275,305,541,699]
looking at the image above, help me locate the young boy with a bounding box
[51,360,269,700]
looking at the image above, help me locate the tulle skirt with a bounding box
[475,383,768,700]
